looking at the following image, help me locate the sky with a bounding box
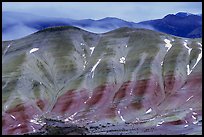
[2,2,202,22]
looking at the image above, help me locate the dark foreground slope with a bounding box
[2,26,202,135]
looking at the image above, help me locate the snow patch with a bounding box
[29,48,39,53]
[91,59,102,78]
[119,56,126,64]
[183,40,192,55]
[117,110,126,122]
[187,47,202,75]
[164,39,172,52]
[145,108,152,114]
[197,42,202,47]
[90,47,95,55]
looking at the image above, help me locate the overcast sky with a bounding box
[2,2,202,22]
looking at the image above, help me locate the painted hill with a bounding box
[2,27,202,135]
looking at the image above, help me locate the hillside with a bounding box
[2,27,202,135]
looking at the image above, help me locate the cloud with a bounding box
[2,2,202,22]
[2,2,201,40]
[77,26,111,34]
[75,23,157,34]
[2,23,38,41]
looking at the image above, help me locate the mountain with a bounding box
[2,11,152,40]
[2,11,202,41]
[2,26,202,135]
[175,12,194,17]
[138,12,202,38]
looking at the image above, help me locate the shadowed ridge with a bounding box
[2,26,166,42]
[34,26,82,34]
[101,27,169,40]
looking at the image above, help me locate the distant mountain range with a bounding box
[2,11,202,40]
[138,12,202,38]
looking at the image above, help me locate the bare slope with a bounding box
[2,26,202,135]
